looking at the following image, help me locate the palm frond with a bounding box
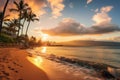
[32,18,39,21]
[4,22,10,26]
[13,1,20,9]
[4,19,10,21]
[9,9,18,12]
[4,14,10,18]
[24,3,28,7]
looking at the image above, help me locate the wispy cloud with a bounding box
[94,8,99,13]
[87,0,93,4]
[107,36,120,41]
[47,0,65,18]
[42,18,120,36]
[69,2,74,8]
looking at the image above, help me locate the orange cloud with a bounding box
[0,0,65,19]
[92,6,113,25]
[42,18,120,36]
[24,0,47,16]
[47,0,65,18]
[0,0,47,19]
[101,6,113,13]
[0,0,18,19]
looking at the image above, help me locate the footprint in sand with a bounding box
[8,66,19,73]
[13,62,23,68]
[1,71,9,76]
[0,76,10,80]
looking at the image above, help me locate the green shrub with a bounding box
[0,34,15,43]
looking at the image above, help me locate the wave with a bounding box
[27,49,120,79]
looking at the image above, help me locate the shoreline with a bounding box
[28,48,120,79]
[0,48,119,80]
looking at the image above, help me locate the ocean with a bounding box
[34,46,120,68]
[27,46,120,79]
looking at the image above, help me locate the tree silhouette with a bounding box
[10,0,29,36]
[21,8,30,35]
[25,11,39,35]
[4,19,22,36]
[0,0,10,34]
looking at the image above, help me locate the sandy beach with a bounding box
[0,48,49,80]
[0,48,86,80]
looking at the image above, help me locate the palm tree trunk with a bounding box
[17,11,21,36]
[0,0,9,34]
[25,21,30,35]
[21,18,26,35]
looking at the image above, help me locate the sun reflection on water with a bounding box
[41,47,47,53]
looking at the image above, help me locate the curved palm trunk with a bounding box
[17,11,21,36]
[0,0,9,34]
[21,18,26,35]
[25,21,30,35]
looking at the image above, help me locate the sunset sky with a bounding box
[0,0,120,42]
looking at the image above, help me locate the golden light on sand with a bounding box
[41,47,47,53]
[27,56,43,68]
[34,56,43,63]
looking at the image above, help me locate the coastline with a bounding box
[28,47,120,80]
[0,48,84,80]
[0,48,119,80]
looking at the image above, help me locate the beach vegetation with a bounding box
[0,33,15,43]
[0,0,40,48]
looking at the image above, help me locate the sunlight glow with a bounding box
[41,33,49,41]
[41,47,47,53]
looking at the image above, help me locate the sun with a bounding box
[41,33,49,41]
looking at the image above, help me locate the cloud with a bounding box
[0,0,65,19]
[89,24,120,34]
[94,8,99,13]
[42,18,85,36]
[100,6,113,13]
[25,0,47,16]
[92,6,113,25]
[0,0,47,19]
[69,3,74,8]
[92,12,112,25]
[108,36,120,41]
[42,18,120,36]
[87,0,93,4]
[0,0,18,18]
[47,0,65,18]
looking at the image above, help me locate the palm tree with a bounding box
[0,0,10,33]
[4,19,22,37]
[3,15,10,21]
[25,11,39,35]
[1,14,10,34]
[10,0,28,36]
[21,8,30,35]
